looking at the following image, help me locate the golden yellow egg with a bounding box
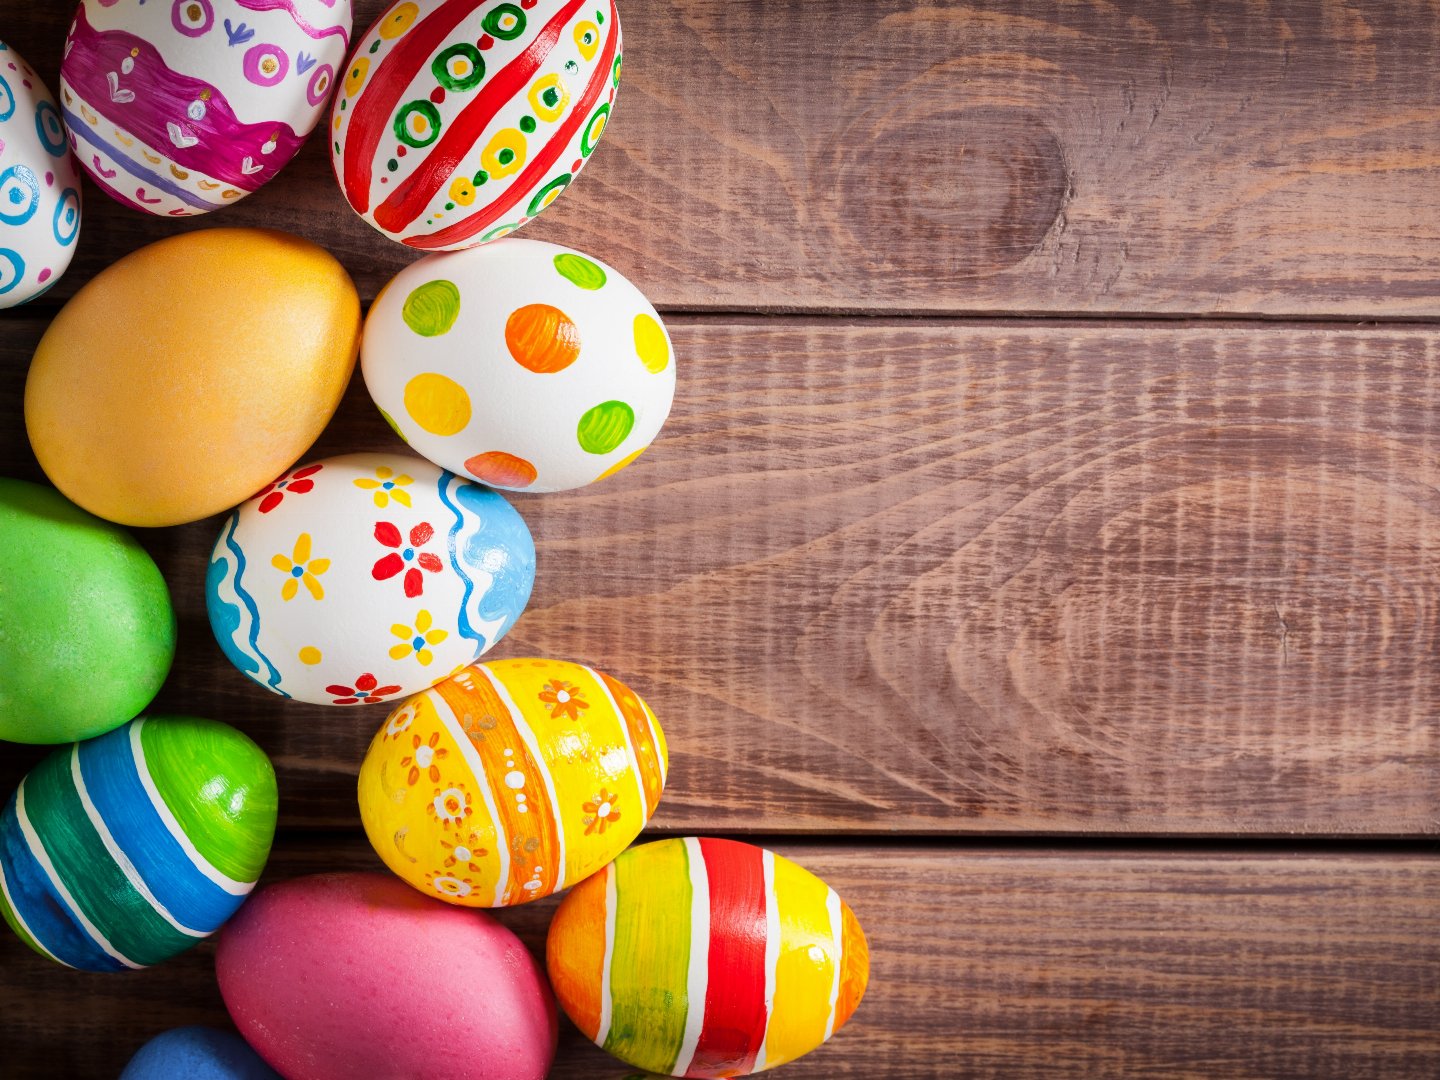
[25,229,360,527]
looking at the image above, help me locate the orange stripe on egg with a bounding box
[598,671,667,818]
[433,670,562,905]
[834,899,869,1033]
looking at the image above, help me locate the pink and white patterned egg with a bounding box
[59,0,352,216]
[330,0,621,251]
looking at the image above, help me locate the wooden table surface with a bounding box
[2,1,1438,1076]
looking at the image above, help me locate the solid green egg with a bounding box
[0,478,175,743]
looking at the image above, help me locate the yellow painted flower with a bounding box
[389,609,448,665]
[481,128,527,179]
[354,465,414,508]
[528,74,570,122]
[271,533,329,601]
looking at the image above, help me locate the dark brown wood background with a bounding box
[2,1,1437,1076]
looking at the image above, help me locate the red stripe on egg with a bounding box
[340,0,488,213]
[377,0,587,235]
[405,0,618,249]
[686,838,769,1079]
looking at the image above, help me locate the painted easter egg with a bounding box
[217,872,556,1080]
[25,228,360,527]
[331,0,621,250]
[548,838,869,1078]
[358,657,667,907]
[206,451,534,706]
[362,238,674,492]
[59,0,352,215]
[0,41,82,307]
[0,715,277,972]
[0,478,175,745]
[121,1027,280,1080]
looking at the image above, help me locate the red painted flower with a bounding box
[325,673,403,706]
[372,520,444,597]
[254,464,323,514]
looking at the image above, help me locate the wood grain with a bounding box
[2,317,1437,835]
[1,839,1436,1079]
[5,1,1440,314]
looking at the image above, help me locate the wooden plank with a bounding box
[4,1,1440,315]
[1,317,1437,835]
[0,839,1435,1078]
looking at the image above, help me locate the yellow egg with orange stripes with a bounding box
[357,657,666,907]
[547,837,869,1078]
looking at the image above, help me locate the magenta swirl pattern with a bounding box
[59,0,351,216]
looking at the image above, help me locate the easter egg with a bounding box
[0,478,175,745]
[331,0,622,250]
[121,1027,280,1080]
[217,872,557,1080]
[362,239,674,492]
[0,41,82,307]
[59,0,352,215]
[206,451,534,706]
[0,715,277,972]
[358,657,667,907]
[547,838,869,1078]
[25,228,360,527]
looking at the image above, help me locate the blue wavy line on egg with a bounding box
[215,512,288,698]
[437,471,485,652]
[453,483,535,644]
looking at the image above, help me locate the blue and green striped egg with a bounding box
[0,715,277,971]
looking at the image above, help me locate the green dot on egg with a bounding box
[576,400,636,455]
[520,115,536,133]
[401,279,462,337]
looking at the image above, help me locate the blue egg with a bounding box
[121,1027,279,1079]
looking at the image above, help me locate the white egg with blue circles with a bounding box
[205,452,535,707]
[0,41,81,308]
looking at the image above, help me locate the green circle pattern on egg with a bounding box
[0,477,175,744]
[361,239,676,493]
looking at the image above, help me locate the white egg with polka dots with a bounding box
[0,41,82,308]
[361,238,675,493]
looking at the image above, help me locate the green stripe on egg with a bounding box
[22,750,195,966]
[139,717,276,884]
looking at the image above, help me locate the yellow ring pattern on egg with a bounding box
[528,74,570,123]
[481,129,528,180]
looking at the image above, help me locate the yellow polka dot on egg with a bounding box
[404,373,471,436]
[634,313,670,373]
[299,646,322,665]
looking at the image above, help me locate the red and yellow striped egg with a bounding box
[547,838,869,1078]
[357,657,665,907]
[330,0,622,250]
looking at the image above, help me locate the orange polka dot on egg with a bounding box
[464,451,539,490]
[505,304,581,374]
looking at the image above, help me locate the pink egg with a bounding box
[215,873,556,1080]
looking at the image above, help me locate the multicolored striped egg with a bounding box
[362,239,675,491]
[331,0,621,249]
[358,657,666,907]
[0,715,277,972]
[0,41,82,307]
[547,838,869,1078]
[60,0,352,216]
[206,452,535,706]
